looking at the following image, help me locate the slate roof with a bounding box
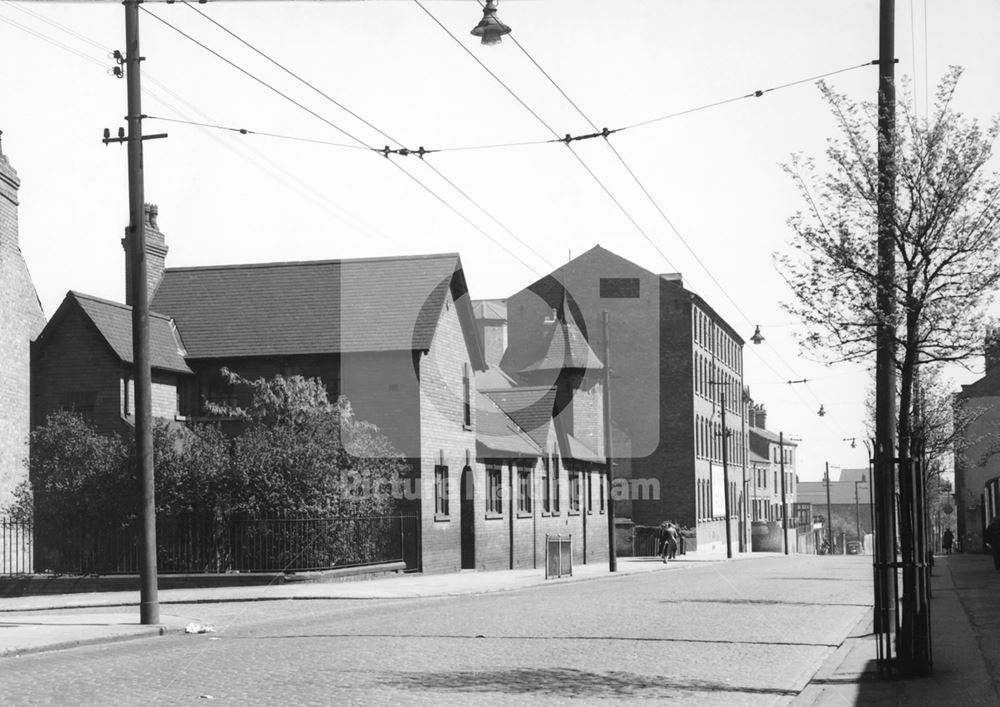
[482,386,557,449]
[47,292,192,374]
[518,292,603,374]
[475,391,542,457]
[150,253,485,366]
[797,480,871,506]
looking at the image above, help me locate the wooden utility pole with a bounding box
[779,432,788,555]
[873,0,900,671]
[602,311,617,572]
[124,0,159,625]
[720,391,732,559]
[825,462,833,553]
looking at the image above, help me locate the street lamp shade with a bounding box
[471,0,511,46]
[750,325,765,344]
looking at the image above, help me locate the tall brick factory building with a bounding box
[0,136,46,510]
[501,245,746,553]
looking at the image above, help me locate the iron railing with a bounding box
[1,517,32,575]
[31,514,418,575]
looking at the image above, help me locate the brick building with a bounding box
[746,403,798,525]
[955,330,1000,553]
[31,291,192,433]
[501,245,745,553]
[797,468,871,548]
[32,211,609,574]
[0,137,46,510]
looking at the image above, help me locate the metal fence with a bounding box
[30,514,418,575]
[1,518,32,575]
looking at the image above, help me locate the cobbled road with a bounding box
[1,555,872,705]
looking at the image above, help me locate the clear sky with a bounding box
[3,0,998,480]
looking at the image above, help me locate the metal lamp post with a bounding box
[855,475,868,546]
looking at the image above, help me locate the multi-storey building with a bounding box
[502,245,746,553]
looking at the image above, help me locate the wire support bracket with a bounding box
[378,145,431,159]
[558,127,616,144]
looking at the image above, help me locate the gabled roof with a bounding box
[749,426,798,446]
[150,253,485,368]
[472,299,507,320]
[482,386,557,449]
[35,292,191,374]
[475,367,516,390]
[518,291,603,374]
[560,432,603,463]
[959,367,1000,399]
[797,480,871,505]
[475,391,542,457]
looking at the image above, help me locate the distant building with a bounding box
[0,136,46,510]
[955,330,1000,553]
[746,403,798,524]
[500,245,746,553]
[797,467,871,546]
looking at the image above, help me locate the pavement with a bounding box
[2,550,998,706]
[0,550,740,658]
[793,552,1000,706]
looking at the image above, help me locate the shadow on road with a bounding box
[385,667,799,699]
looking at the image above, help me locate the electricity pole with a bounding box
[709,380,733,559]
[873,0,898,654]
[125,0,158,626]
[825,462,833,553]
[602,311,617,572]
[779,432,788,555]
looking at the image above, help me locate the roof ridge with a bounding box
[69,290,174,322]
[481,385,557,394]
[162,252,460,274]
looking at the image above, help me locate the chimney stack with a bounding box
[986,327,1000,372]
[122,203,168,306]
[0,131,22,251]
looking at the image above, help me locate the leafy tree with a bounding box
[212,369,406,518]
[778,68,1000,460]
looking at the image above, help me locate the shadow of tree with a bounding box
[384,667,798,699]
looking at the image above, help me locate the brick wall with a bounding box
[32,302,184,434]
[471,446,609,572]
[0,151,46,509]
[418,289,477,574]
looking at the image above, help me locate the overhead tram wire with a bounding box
[413,0,682,273]
[140,6,546,276]
[0,8,402,248]
[144,115,368,150]
[179,0,555,272]
[497,10,861,433]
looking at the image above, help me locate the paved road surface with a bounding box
[0,555,872,705]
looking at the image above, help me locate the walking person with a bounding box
[985,516,1000,571]
[942,527,954,555]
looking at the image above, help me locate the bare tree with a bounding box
[777,68,1000,458]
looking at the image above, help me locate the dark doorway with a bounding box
[460,466,475,569]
